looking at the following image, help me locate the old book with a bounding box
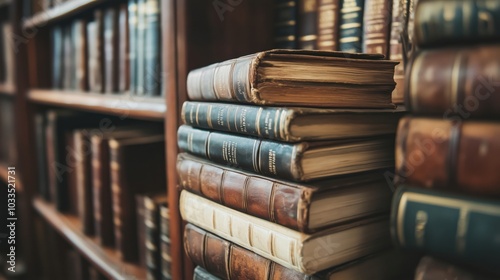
[104,7,119,93]
[178,125,394,181]
[388,0,408,104]
[194,267,221,280]
[187,225,418,280]
[396,117,500,197]
[143,0,162,96]
[74,129,94,235]
[414,0,500,47]
[65,131,79,216]
[391,186,500,273]
[274,0,298,49]
[118,4,130,93]
[180,191,391,275]
[317,0,340,51]
[186,50,397,108]
[73,19,88,91]
[109,135,166,262]
[298,0,318,49]
[51,25,64,89]
[178,153,392,232]
[136,194,147,269]
[160,204,172,280]
[406,45,500,118]
[90,10,105,93]
[144,193,167,280]
[34,113,49,200]
[182,101,402,142]
[62,25,75,90]
[128,0,138,94]
[339,0,364,53]
[415,256,493,280]
[66,250,88,280]
[362,0,391,56]
[136,0,147,95]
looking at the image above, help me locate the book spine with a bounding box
[317,0,340,51]
[274,0,298,49]
[35,113,49,200]
[104,7,119,93]
[181,102,295,141]
[186,54,258,103]
[414,0,500,47]
[362,0,391,56]
[298,0,318,49]
[177,125,300,180]
[144,196,162,279]
[143,0,162,96]
[73,20,89,91]
[407,45,500,118]
[45,114,56,202]
[396,117,500,197]
[136,0,147,95]
[339,0,364,53]
[193,267,222,280]
[51,26,63,89]
[388,0,407,104]
[135,195,147,269]
[392,186,500,271]
[128,0,138,94]
[62,25,74,90]
[65,132,79,215]
[177,156,307,231]
[185,224,313,280]
[94,10,105,93]
[91,137,114,246]
[160,205,172,280]
[118,4,130,93]
[74,131,94,235]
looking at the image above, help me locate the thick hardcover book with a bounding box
[74,129,94,235]
[51,26,64,89]
[274,0,298,49]
[88,10,105,93]
[317,0,340,51]
[414,0,500,47]
[186,50,397,108]
[109,135,166,261]
[415,256,493,280]
[391,186,500,273]
[144,193,167,280]
[178,125,394,181]
[104,7,119,93]
[180,191,391,275]
[178,153,392,232]
[136,194,147,269]
[73,19,89,91]
[388,0,408,104]
[35,113,49,200]
[65,132,79,216]
[406,45,500,118]
[62,25,75,90]
[298,0,318,49]
[128,0,138,94]
[339,0,364,53]
[143,0,162,96]
[187,226,418,280]
[160,204,172,280]
[136,0,147,95]
[118,4,130,93]
[362,0,391,56]
[396,117,500,197]
[182,101,402,142]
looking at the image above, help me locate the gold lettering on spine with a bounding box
[415,211,428,247]
[207,104,213,128]
[456,208,469,254]
[302,0,317,12]
[255,108,263,137]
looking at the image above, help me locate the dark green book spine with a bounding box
[177,125,298,180]
[414,0,500,47]
[275,0,298,49]
[144,0,162,96]
[52,26,63,89]
[339,0,364,52]
[392,186,500,272]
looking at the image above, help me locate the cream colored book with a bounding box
[180,191,391,275]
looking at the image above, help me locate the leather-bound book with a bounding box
[128,0,138,94]
[74,129,94,235]
[73,19,89,91]
[118,4,130,93]
[414,0,500,48]
[182,101,403,142]
[51,26,64,89]
[34,113,49,200]
[178,153,392,232]
[104,6,119,93]
[180,191,391,275]
[185,224,417,279]
[186,50,397,108]
[298,0,318,49]
[136,194,147,269]
[144,193,167,280]
[406,45,500,118]
[62,25,75,90]
[388,0,408,104]
[178,125,394,182]
[339,0,364,53]
[144,0,162,96]
[160,204,172,280]
[391,186,500,274]
[274,0,298,49]
[362,0,391,56]
[136,0,147,95]
[90,10,105,93]
[415,256,494,280]
[317,0,340,51]
[109,135,166,262]
[65,131,79,216]
[396,117,500,197]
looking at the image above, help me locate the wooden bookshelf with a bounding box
[0,83,15,96]
[28,89,165,121]
[22,0,108,29]
[33,197,147,280]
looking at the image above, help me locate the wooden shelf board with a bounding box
[22,0,108,29]
[33,197,146,280]
[28,89,165,121]
[0,83,15,96]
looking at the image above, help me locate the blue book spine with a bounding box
[143,0,162,96]
[274,0,298,49]
[339,0,364,53]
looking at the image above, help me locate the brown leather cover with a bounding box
[65,131,79,216]
[73,19,89,91]
[389,0,408,104]
[104,6,119,93]
[362,0,391,56]
[118,3,130,93]
[74,130,94,235]
[415,256,491,280]
[318,0,340,51]
[407,45,500,118]
[136,194,147,269]
[396,116,500,197]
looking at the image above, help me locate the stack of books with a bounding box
[391,0,500,278]
[177,49,420,279]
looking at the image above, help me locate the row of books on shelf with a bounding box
[0,21,14,87]
[50,0,162,95]
[34,110,171,278]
